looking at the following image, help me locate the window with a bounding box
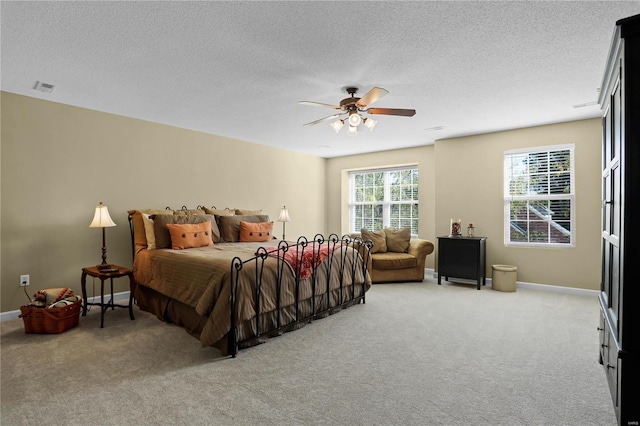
[504,144,575,247]
[349,167,419,236]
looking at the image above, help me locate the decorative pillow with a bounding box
[142,213,156,250]
[166,222,214,250]
[218,215,270,242]
[239,221,274,242]
[127,209,175,253]
[361,228,387,254]
[235,209,262,215]
[385,227,411,253]
[153,214,221,247]
[173,209,206,216]
[203,207,235,216]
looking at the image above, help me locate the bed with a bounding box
[128,207,372,357]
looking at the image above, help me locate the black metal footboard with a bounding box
[228,234,372,357]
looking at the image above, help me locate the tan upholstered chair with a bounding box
[352,229,434,283]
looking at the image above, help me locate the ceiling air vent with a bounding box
[33,81,55,93]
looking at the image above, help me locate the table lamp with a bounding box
[89,202,116,270]
[277,206,291,240]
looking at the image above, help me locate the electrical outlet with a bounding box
[20,274,30,287]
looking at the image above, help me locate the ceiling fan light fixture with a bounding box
[330,119,344,133]
[348,111,362,127]
[363,117,377,131]
[300,86,414,135]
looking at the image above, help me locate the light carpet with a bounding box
[0,278,616,425]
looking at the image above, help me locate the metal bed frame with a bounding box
[128,206,372,358]
[228,234,371,357]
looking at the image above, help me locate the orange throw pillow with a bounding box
[239,221,274,242]
[166,222,214,250]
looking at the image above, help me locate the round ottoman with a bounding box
[492,265,517,292]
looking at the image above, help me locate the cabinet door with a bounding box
[598,309,620,417]
[440,239,478,279]
[599,311,607,365]
[606,330,619,413]
[601,75,622,334]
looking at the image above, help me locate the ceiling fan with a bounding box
[299,87,416,135]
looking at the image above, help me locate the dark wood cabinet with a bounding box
[437,237,486,290]
[598,14,640,426]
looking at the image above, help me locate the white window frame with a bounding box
[503,144,575,248]
[349,166,419,236]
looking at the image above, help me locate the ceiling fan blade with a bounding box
[356,87,389,107]
[366,108,416,117]
[303,113,344,126]
[298,101,342,109]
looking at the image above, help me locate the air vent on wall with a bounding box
[33,81,55,93]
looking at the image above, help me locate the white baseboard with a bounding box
[4,273,598,322]
[428,269,598,296]
[1,291,130,322]
[515,281,598,296]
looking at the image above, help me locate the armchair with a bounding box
[352,229,434,283]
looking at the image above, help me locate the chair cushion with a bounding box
[371,252,417,270]
[361,228,387,253]
[385,227,411,253]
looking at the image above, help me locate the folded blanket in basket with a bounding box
[31,288,80,308]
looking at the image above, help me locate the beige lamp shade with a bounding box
[89,202,116,228]
[277,206,291,241]
[278,207,291,223]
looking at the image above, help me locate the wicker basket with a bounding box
[19,300,82,334]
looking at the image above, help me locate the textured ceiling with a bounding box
[2,1,639,158]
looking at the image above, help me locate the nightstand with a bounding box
[81,265,135,328]
[437,236,487,290]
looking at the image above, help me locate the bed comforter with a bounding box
[133,241,371,351]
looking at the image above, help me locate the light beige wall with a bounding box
[1,91,603,314]
[325,119,602,290]
[0,92,327,312]
[325,146,436,269]
[434,118,602,290]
